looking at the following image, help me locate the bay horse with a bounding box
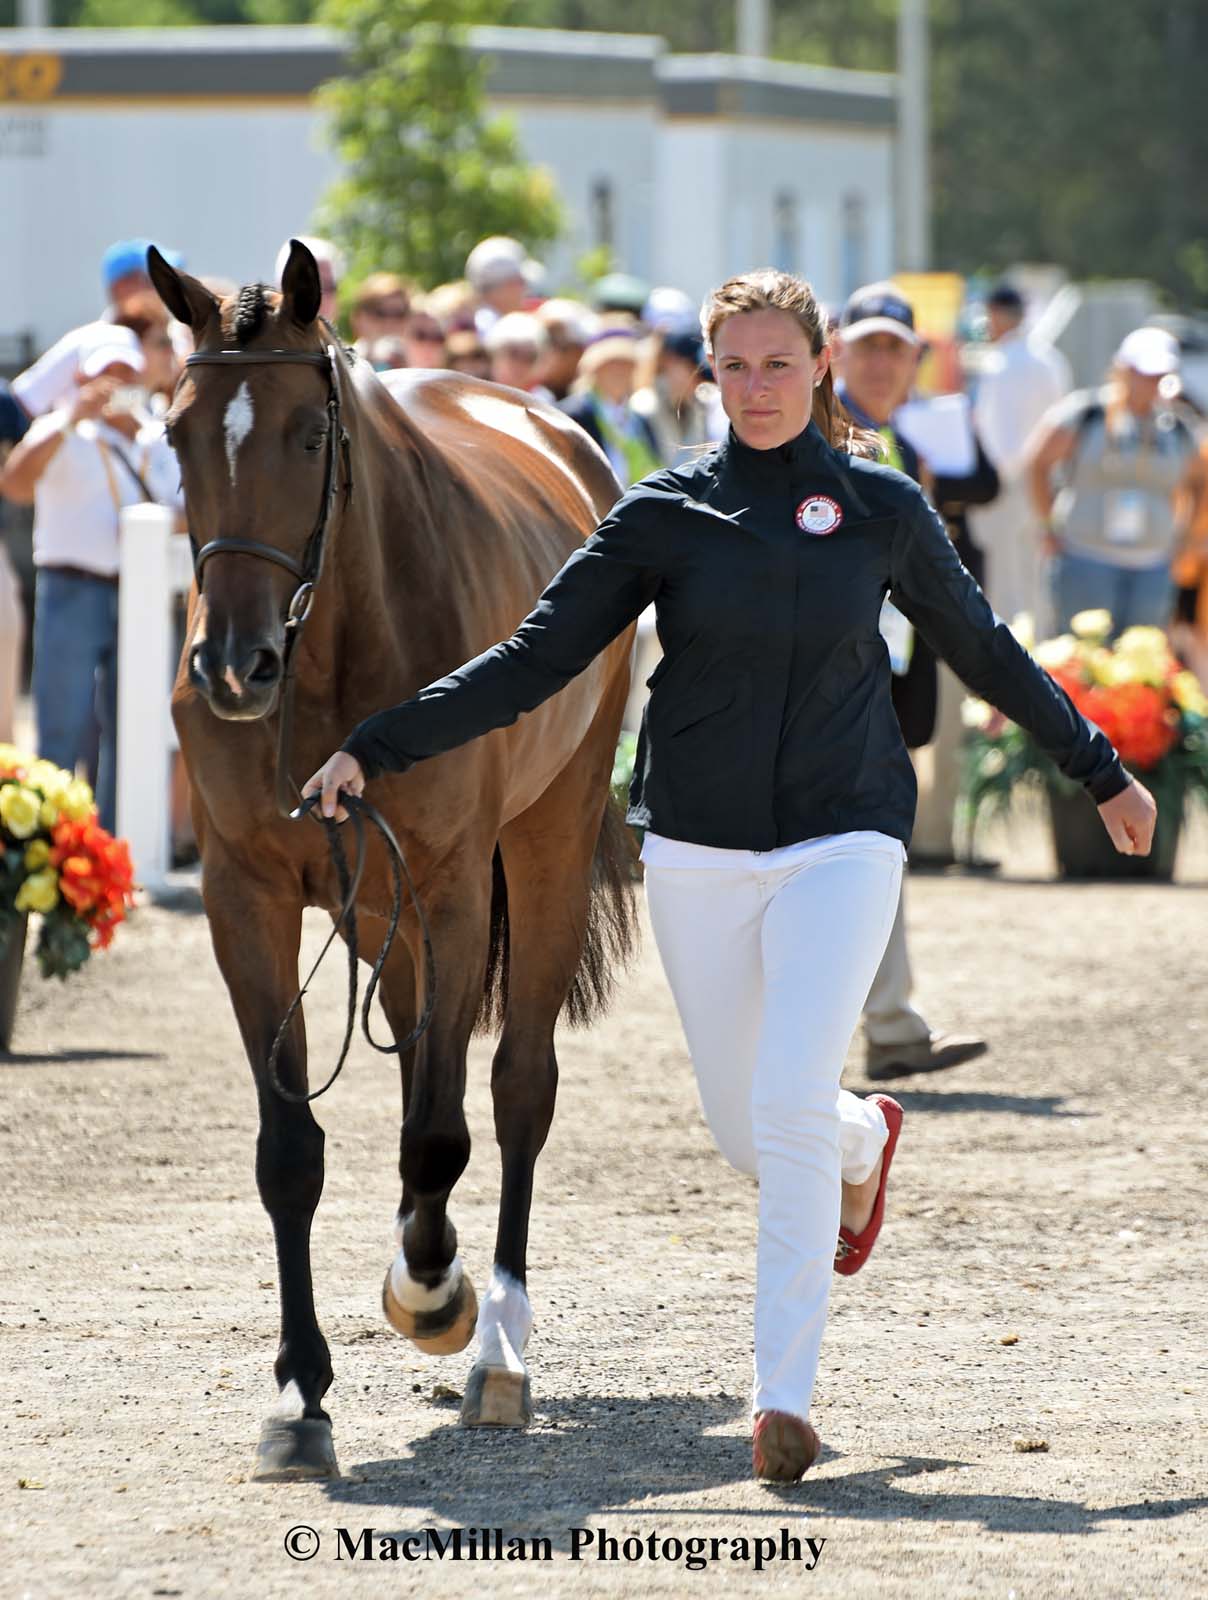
[148,241,637,1481]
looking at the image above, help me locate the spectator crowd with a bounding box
[3,225,1208,871]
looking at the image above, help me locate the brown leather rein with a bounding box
[181,342,436,1102]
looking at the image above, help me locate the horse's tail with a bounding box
[474,798,639,1034]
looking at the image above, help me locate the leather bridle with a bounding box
[182,343,353,818]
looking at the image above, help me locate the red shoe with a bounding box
[834,1094,903,1276]
[752,1410,822,1482]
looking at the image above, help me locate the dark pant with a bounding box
[32,567,119,831]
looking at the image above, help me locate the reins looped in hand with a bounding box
[264,792,437,1105]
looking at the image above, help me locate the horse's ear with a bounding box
[280,238,323,328]
[147,246,218,334]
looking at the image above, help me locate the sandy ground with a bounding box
[3,805,1208,1600]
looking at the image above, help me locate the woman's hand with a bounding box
[301,751,365,822]
[1097,779,1157,856]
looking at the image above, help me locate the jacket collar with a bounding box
[719,419,831,480]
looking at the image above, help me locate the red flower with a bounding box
[50,817,135,944]
[1042,669,1180,771]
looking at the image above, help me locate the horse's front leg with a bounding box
[206,867,337,1482]
[378,873,492,1363]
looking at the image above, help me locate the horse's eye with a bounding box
[304,430,328,454]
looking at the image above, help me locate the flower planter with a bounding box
[1046,783,1181,882]
[0,913,28,1050]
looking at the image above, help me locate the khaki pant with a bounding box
[909,663,964,860]
[862,882,931,1048]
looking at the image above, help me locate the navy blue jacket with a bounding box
[343,422,1128,850]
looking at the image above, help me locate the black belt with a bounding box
[40,564,119,587]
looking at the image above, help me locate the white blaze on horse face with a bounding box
[474,1265,532,1374]
[223,381,255,487]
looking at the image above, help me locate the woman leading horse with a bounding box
[308,268,1156,1483]
[150,241,637,1480]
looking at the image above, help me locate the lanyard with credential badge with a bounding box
[876,427,914,674]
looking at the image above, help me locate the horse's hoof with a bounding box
[382,1264,478,1356]
[250,1417,339,1482]
[460,1363,532,1429]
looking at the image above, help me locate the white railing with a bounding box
[116,503,193,895]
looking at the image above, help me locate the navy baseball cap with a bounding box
[839,282,919,345]
[662,326,707,371]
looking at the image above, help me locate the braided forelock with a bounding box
[226,283,272,346]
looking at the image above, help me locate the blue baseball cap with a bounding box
[101,238,185,290]
[839,282,919,345]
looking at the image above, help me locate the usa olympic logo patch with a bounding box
[795,495,844,536]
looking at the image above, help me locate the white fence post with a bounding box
[117,504,191,896]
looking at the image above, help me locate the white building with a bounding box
[0,25,897,358]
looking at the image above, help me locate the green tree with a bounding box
[316,0,561,288]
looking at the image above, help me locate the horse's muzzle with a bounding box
[189,638,283,721]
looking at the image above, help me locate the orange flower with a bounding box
[1046,670,1181,771]
[49,817,135,938]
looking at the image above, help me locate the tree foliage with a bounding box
[314,0,561,288]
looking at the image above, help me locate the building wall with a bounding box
[490,101,660,290]
[0,102,340,343]
[0,28,896,353]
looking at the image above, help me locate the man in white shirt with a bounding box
[0,338,181,831]
[970,284,1071,627]
[11,239,184,420]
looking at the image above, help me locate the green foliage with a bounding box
[52,0,260,21]
[315,0,562,288]
[610,730,637,813]
[71,0,201,25]
[36,907,93,981]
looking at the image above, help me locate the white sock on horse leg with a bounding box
[388,1216,464,1310]
[475,1267,532,1373]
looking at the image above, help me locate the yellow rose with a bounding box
[1070,609,1112,641]
[27,759,68,794]
[15,867,59,915]
[0,784,43,840]
[24,839,50,871]
[1172,671,1208,717]
[1034,635,1077,669]
[39,799,59,829]
[0,743,33,777]
[62,780,95,823]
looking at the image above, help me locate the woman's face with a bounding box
[1120,366,1163,415]
[139,325,178,396]
[712,309,827,450]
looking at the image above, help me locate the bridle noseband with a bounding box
[182,343,353,816]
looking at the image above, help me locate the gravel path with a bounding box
[3,809,1207,1599]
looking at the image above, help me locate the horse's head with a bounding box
[150,239,346,722]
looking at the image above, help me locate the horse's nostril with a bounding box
[242,647,282,686]
[189,643,213,685]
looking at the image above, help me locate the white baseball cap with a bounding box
[78,323,145,379]
[1116,327,1179,377]
[465,235,543,293]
